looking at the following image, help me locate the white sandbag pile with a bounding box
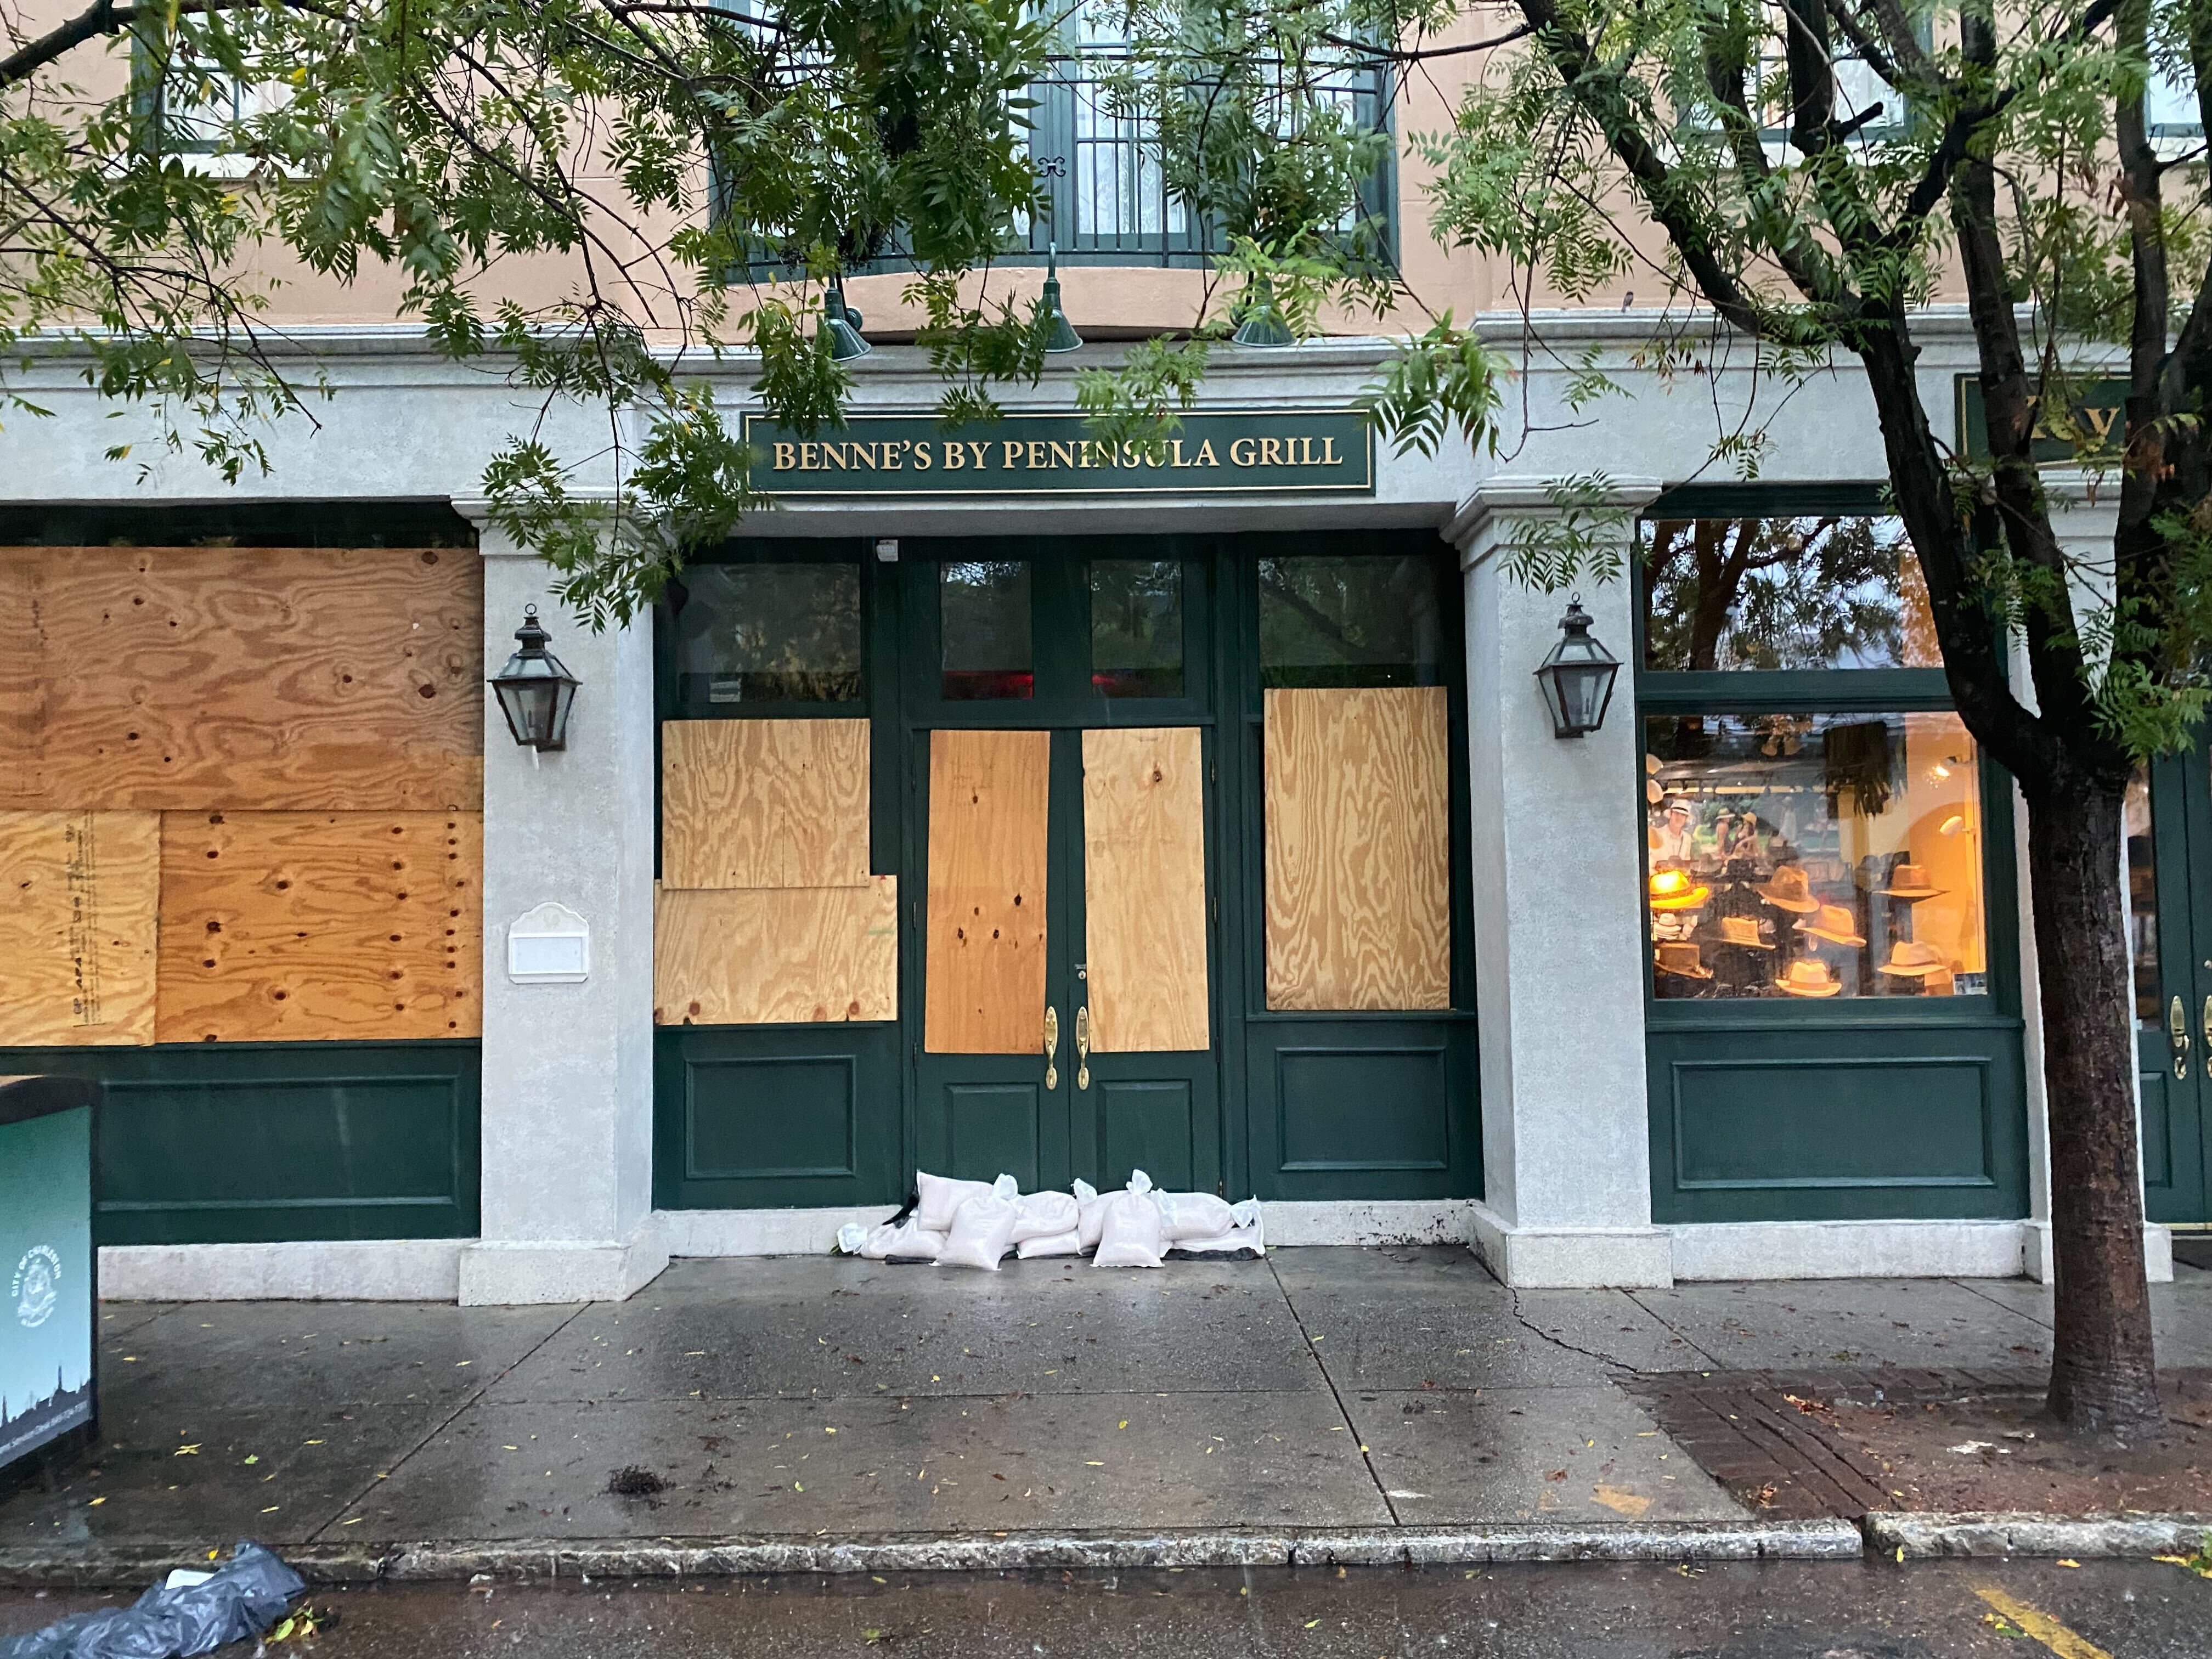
[836,1168,1263,1270]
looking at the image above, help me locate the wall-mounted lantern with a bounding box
[490,604,580,754]
[1230,275,1296,348]
[1040,244,1083,353]
[1533,597,1621,738]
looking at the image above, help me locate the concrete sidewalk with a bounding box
[3,1248,2207,1559]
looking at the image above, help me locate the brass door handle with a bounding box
[2171,994,2191,1080]
[1075,1004,1091,1091]
[2202,993,2211,1054]
[1043,1005,1059,1091]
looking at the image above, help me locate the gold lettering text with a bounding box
[1005,441,1024,468]
[1231,438,1257,467]
[1195,439,1219,467]
[1321,436,1341,466]
[1049,440,1077,470]
[774,442,797,471]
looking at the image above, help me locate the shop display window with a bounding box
[1643,710,1988,1000]
[941,559,1035,699]
[1091,558,1184,697]
[1641,514,1937,673]
[672,561,862,704]
[1259,554,1446,687]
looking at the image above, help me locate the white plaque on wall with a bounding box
[507,902,590,984]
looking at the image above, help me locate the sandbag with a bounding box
[938,1192,1020,1271]
[1015,1229,1084,1259]
[1073,1178,1109,1251]
[916,1170,1019,1232]
[1010,1189,1079,1243]
[1092,1183,1164,1269]
[1154,1190,1236,1241]
[860,1218,945,1262]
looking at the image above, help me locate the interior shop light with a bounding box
[490,604,581,755]
[821,283,872,361]
[1040,245,1083,353]
[1533,597,1622,738]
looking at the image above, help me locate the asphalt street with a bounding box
[5,1558,2204,1658]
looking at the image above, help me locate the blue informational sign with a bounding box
[0,1082,97,1476]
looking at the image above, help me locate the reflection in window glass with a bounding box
[1641,516,1938,672]
[1259,555,1444,687]
[2127,768,2160,1031]
[1091,559,1184,697]
[941,560,1034,699]
[674,563,862,704]
[1644,712,1986,1000]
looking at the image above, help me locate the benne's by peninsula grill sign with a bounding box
[742,408,1375,496]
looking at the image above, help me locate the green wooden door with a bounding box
[2135,741,2212,1224]
[906,546,1223,1195]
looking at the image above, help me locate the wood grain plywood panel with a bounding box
[1082,726,1209,1052]
[0,810,160,1046]
[653,877,898,1025]
[924,728,1050,1054]
[0,546,482,811]
[659,718,870,889]
[1264,686,1451,1012]
[155,811,482,1042]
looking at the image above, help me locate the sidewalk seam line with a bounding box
[301,1302,596,1545]
[1618,1290,1729,1373]
[1269,1254,1401,1528]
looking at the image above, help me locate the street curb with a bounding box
[1863,1513,2212,1560]
[0,1521,1861,1586]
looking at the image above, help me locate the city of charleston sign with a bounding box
[742,408,1375,496]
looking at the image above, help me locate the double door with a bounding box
[905,545,1223,1195]
[2132,739,2212,1224]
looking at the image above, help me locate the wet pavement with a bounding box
[1,1248,2205,1551]
[5,1558,2208,1657]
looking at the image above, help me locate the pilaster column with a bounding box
[1448,477,1672,1286]
[456,507,666,1305]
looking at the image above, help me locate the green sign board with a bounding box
[1,1083,95,1475]
[742,408,1375,497]
[1956,375,2128,466]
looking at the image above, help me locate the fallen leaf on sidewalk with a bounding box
[1591,1486,1652,1519]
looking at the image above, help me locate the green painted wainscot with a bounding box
[0,1042,481,1245]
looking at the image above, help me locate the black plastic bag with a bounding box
[0,1542,304,1659]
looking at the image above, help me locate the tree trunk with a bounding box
[2025,770,2165,1439]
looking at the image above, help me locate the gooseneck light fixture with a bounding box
[1040,244,1082,354]
[1230,274,1295,348]
[821,283,872,361]
[1533,596,1622,738]
[490,603,581,755]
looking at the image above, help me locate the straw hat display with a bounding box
[1716,915,1774,950]
[1654,941,1713,980]
[1879,863,1946,900]
[1754,864,1821,913]
[1879,940,1949,977]
[1648,867,1711,911]
[1774,958,1843,998]
[1798,903,1866,948]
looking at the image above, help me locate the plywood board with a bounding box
[155,811,483,1042]
[1264,686,1452,1012]
[659,718,871,889]
[0,546,482,811]
[924,728,1051,1054]
[1082,726,1210,1052]
[653,877,898,1025]
[0,810,160,1046]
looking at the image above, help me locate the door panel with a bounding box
[923,729,1052,1053]
[2136,749,2212,1224]
[1081,726,1210,1052]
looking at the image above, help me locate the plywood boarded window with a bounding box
[660,718,870,890]
[0,546,482,812]
[1083,726,1209,1051]
[155,811,483,1042]
[654,877,897,1025]
[924,728,1050,1053]
[1264,686,1451,1011]
[0,810,161,1046]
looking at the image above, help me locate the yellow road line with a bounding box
[1973,1587,2114,1659]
